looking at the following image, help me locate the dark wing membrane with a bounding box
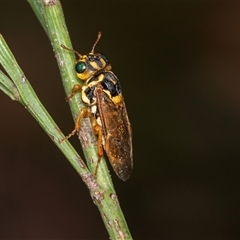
[96,87,133,181]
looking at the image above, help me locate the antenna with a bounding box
[60,44,82,59]
[90,31,102,54]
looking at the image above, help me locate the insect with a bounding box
[60,32,133,181]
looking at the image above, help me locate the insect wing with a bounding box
[96,86,133,181]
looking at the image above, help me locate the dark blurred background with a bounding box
[1,1,240,239]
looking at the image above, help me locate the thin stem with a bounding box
[0,0,133,239]
[29,0,117,192]
[0,34,88,177]
[0,70,19,100]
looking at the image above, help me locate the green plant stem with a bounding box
[29,0,115,192]
[0,34,88,177]
[0,70,19,100]
[0,0,133,239]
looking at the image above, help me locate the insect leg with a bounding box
[59,107,91,142]
[65,84,82,101]
[91,117,104,177]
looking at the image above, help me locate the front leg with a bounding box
[65,84,82,101]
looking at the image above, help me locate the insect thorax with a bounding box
[81,71,122,106]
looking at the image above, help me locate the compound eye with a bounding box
[75,62,86,73]
[101,54,108,62]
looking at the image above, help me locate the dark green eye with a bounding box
[101,54,108,63]
[75,62,86,73]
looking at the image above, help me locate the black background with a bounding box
[1,1,240,239]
